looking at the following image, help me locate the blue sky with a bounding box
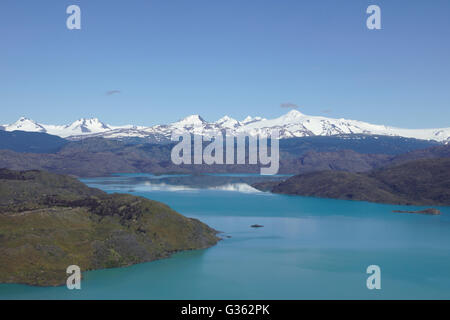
[1,0,449,128]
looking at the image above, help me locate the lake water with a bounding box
[1,173,450,299]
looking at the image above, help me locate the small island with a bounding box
[393,208,441,215]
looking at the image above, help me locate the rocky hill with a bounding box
[254,158,450,206]
[0,169,219,286]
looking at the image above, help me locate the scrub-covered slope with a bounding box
[0,169,219,286]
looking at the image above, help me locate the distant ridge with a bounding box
[3,110,450,142]
[0,135,446,178]
[254,158,450,206]
[0,130,67,153]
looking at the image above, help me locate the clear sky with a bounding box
[1,0,449,128]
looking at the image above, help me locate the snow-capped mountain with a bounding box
[3,117,120,138]
[3,110,450,143]
[172,114,206,127]
[4,117,47,133]
[241,116,266,125]
[215,116,242,129]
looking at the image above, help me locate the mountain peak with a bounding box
[285,110,304,117]
[242,116,265,125]
[216,116,241,128]
[74,117,102,123]
[217,115,233,122]
[67,118,110,133]
[5,117,45,133]
[15,117,40,124]
[173,115,206,126]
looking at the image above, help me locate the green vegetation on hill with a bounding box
[254,158,450,206]
[0,169,219,286]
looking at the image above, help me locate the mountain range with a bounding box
[2,110,450,143]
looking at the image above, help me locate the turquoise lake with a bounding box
[1,173,450,299]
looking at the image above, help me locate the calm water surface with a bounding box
[1,174,449,299]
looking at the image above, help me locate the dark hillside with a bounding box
[255,158,450,206]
